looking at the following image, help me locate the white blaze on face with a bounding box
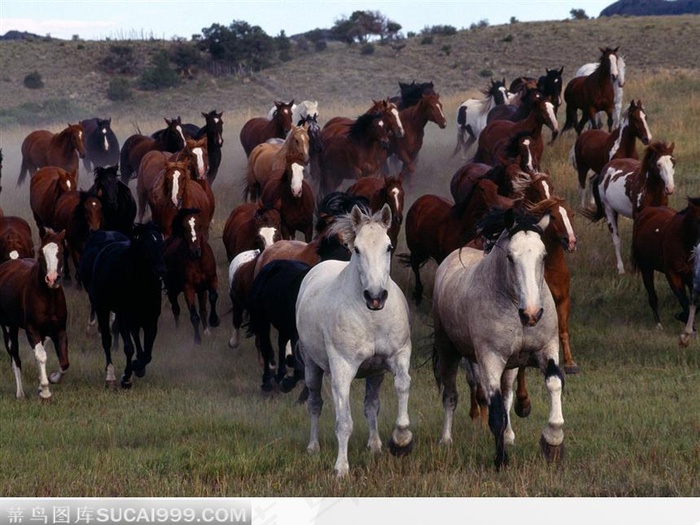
[509,231,546,321]
[9,250,19,260]
[640,111,652,143]
[390,107,404,137]
[176,125,186,145]
[42,242,60,287]
[102,128,109,150]
[258,227,277,248]
[192,147,206,178]
[544,102,558,131]
[188,216,197,243]
[657,155,675,194]
[290,163,304,197]
[171,170,181,206]
[558,205,577,252]
[522,139,534,172]
[540,179,551,199]
[499,86,508,102]
[436,101,446,123]
[609,54,620,80]
[66,179,72,190]
[391,187,401,216]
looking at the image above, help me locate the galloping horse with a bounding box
[119,117,187,183]
[324,98,404,143]
[240,100,294,157]
[632,197,700,331]
[18,123,85,186]
[563,47,620,134]
[90,222,165,388]
[222,203,282,261]
[296,204,414,477]
[432,208,565,469]
[389,80,436,109]
[585,140,676,274]
[163,208,220,345]
[29,167,78,236]
[0,216,34,263]
[0,229,70,400]
[268,100,319,125]
[195,110,224,185]
[88,165,137,236]
[80,118,120,173]
[453,79,510,158]
[346,176,405,252]
[575,54,626,128]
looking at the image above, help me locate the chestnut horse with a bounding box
[222,203,282,262]
[194,110,224,185]
[239,100,294,157]
[163,208,220,345]
[29,167,78,236]
[0,229,70,400]
[18,123,85,186]
[324,98,405,143]
[346,176,404,252]
[0,216,34,263]
[585,140,676,274]
[572,100,652,206]
[119,117,187,183]
[563,47,619,134]
[260,165,316,242]
[632,197,700,331]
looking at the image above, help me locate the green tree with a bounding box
[200,20,275,70]
[138,50,180,90]
[570,8,589,20]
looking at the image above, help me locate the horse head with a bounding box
[38,228,66,289]
[133,222,166,277]
[172,208,203,258]
[303,115,324,154]
[528,196,577,253]
[421,93,447,129]
[162,160,190,208]
[203,110,224,147]
[351,112,391,150]
[382,177,405,227]
[487,78,510,106]
[273,100,295,134]
[254,204,282,250]
[645,141,676,196]
[183,138,209,180]
[599,46,620,83]
[66,123,86,159]
[627,100,652,146]
[372,98,405,139]
[80,192,104,233]
[164,116,187,151]
[92,165,121,210]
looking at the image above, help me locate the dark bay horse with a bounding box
[0,216,34,263]
[29,167,78,236]
[0,229,70,400]
[632,197,700,330]
[346,176,404,252]
[88,165,137,236]
[90,222,165,388]
[163,208,220,345]
[563,47,620,134]
[324,98,405,143]
[119,117,187,183]
[389,80,436,109]
[80,118,120,173]
[260,162,315,242]
[222,203,282,261]
[18,123,85,186]
[239,100,294,157]
[572,100,652,206]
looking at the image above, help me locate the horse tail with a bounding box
[568,144,577,171]
[562,103,577,133]
[17,158,29,186]
[580,174,605,222]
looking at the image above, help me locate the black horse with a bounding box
[80,118,120,173]
[89,222,165,388]
[89,165,137,236]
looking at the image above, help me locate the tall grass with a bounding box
[0,70,698,497]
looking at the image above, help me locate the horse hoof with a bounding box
[564,363,581,375]
[209,315,220,328]
[39,395,52,404]
[280,376,298,393]
[540,435,565,464]
[105,380,118,389]
[120,378,133,389]
[388,435,414,458]
[48,371,63,384]
[494,451,510,471]
[515,398,531,418]
[297,386,309,404]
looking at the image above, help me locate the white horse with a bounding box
[575,54,626,128]
[267,100,319,125]
[432,208,565,469]
[453,79,510,159]
[296,204,413,477]
[680,240,700,347]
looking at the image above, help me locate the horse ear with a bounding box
[614,46,620,53]
[350,205,364,230]
[669,142,675,153]
[536,214,551,232]
[379,203,392,230]
[559,67,564,74]
[504,208,515,230]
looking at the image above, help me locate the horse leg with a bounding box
[228,296,243,349]
[256,322,276,392]
[386,346,414,457]
[25,328,52,400]
[667,273,690,323]
[464,359,487,423]
[97,309,116,388]
[62,243,73,286]
[605,210,625,274]
[274,332,289,386]
[363,373,385,454]
[548,271,579,374]
[328,358,358,477]
[305,357,324,454]
[680,303,698,347]
[118,321,135,388]
[197,289,210,337]
[514,367,531,418]
[48,331,69,385]
[483,361,509,470]
[434,327,461,445]
[409,250,426,304]
[168,290,181,328]
[184,287,201,344]
[539,356,565,464]
[3,325,25,399]
[134,322,156,378]
[502,368,518,446]
[207,286,220,328]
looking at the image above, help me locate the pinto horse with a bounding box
[453,79,510,158]
[119,117,187,184]
[296,204,414,477]
[88,165,137,236]
[346,176,404,252]
[80,118,120,173]
[29,167,78,236]
[632,197,700,331]
[572,100,652,206]
[163,208,220,345]
[222,203,282,261]
[585,140,676,274]
[432,208,565,469]
[90,222,165,388]
[0,229,70,400]
[240,100,294,157]
[0,216,34,263]
[18,123,85,186]
[563,47,620,134]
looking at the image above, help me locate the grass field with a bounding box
[0,35,699,496]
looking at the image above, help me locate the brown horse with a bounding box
[163,208,220,345]
[29,167,78,236]
[239,100,294,157]
[315,112,391,196]
[169,137,215,216]
[572,100,652,206]
[563,47,620,134]
[475,94,558,169]
[18,123,85,186]
[244,124,309,201]
[346,176,405,252]
[0,216,34,263]
[0,229,70,400]
[260,163,316,242]
[324,98,405,142]
[631,197,700,330]
[119,117,187,183]
[222,203,282,262]
[388,92,447,181]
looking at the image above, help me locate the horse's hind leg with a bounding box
[305,357,324,454]
[666,273,690,324]
[168,291,181,328]
[409,251,426,304]
[197,289,210,337]
[514,367,531,418]
[97,309,116,388]
[3,325,25,399]
[207,284,220,328]
[134,322,156,378]
[363,373,385,454]
[434,328,461,445]
[185,288,201,344]
[501,368,518,446]
[118,322,135,388]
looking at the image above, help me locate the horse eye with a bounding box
[387,244,394,253]
[507,255,514,263]
[354,247,360,255]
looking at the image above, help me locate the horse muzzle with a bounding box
[519,307,544,327]
[562,236,577,253]
[364,289,388,311]
[45,273,62,289]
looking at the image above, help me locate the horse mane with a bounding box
[327,205,383,249]
[398,81,435,108]
[642,140,673,167]
[315,192,370,234]
[477,207,544,252]
[525,196,565,217]
[170,207,200,239]
[348,113,382,140]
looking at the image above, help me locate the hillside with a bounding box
[0,14,699,126]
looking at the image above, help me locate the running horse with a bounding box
[563,47,620,134]
[18,123,85,186]
[239,100,294,157]
[80,118,120,173]
[88,165,137,236]
[29,166,78,237]
[222,203,282,261]
[575,54,626,129]
[585,140,676,274]
[432,208,565,469]
[0,229,70,400]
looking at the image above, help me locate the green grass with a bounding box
[0,33,699,496]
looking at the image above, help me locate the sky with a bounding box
[1,0,615,41]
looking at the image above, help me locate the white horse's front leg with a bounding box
[364,374,384,454]
[11,360,25,399]
[386,347,413,456]
[679,303,697,347]
[501,369,518,446]
[540,357,565,463]
[329,358,357,478]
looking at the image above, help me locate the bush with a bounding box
[138,50,180,91]
[479,68,493,77]
[107,77,132,101]
[23,71,44,89]
[502,34,514,42]
[314,40,327,52]
[420,36,433,45]
[361,43,375,55]
[100,45,140,75]
[441,45,452,55]
[423,24,457,36]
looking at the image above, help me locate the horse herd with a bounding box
[1,45,698,478]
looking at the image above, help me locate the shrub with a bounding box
[424,24,457,36]
[138,50,180,91]
[502,34,514,42]
[441,44,452,55]
[107,77,132,101]
[361,43,375,55]
[314,40,327,52]
[479,68,493,77]
[420,36,434,45]
[100,45,140,75]
[23,71,44,89]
